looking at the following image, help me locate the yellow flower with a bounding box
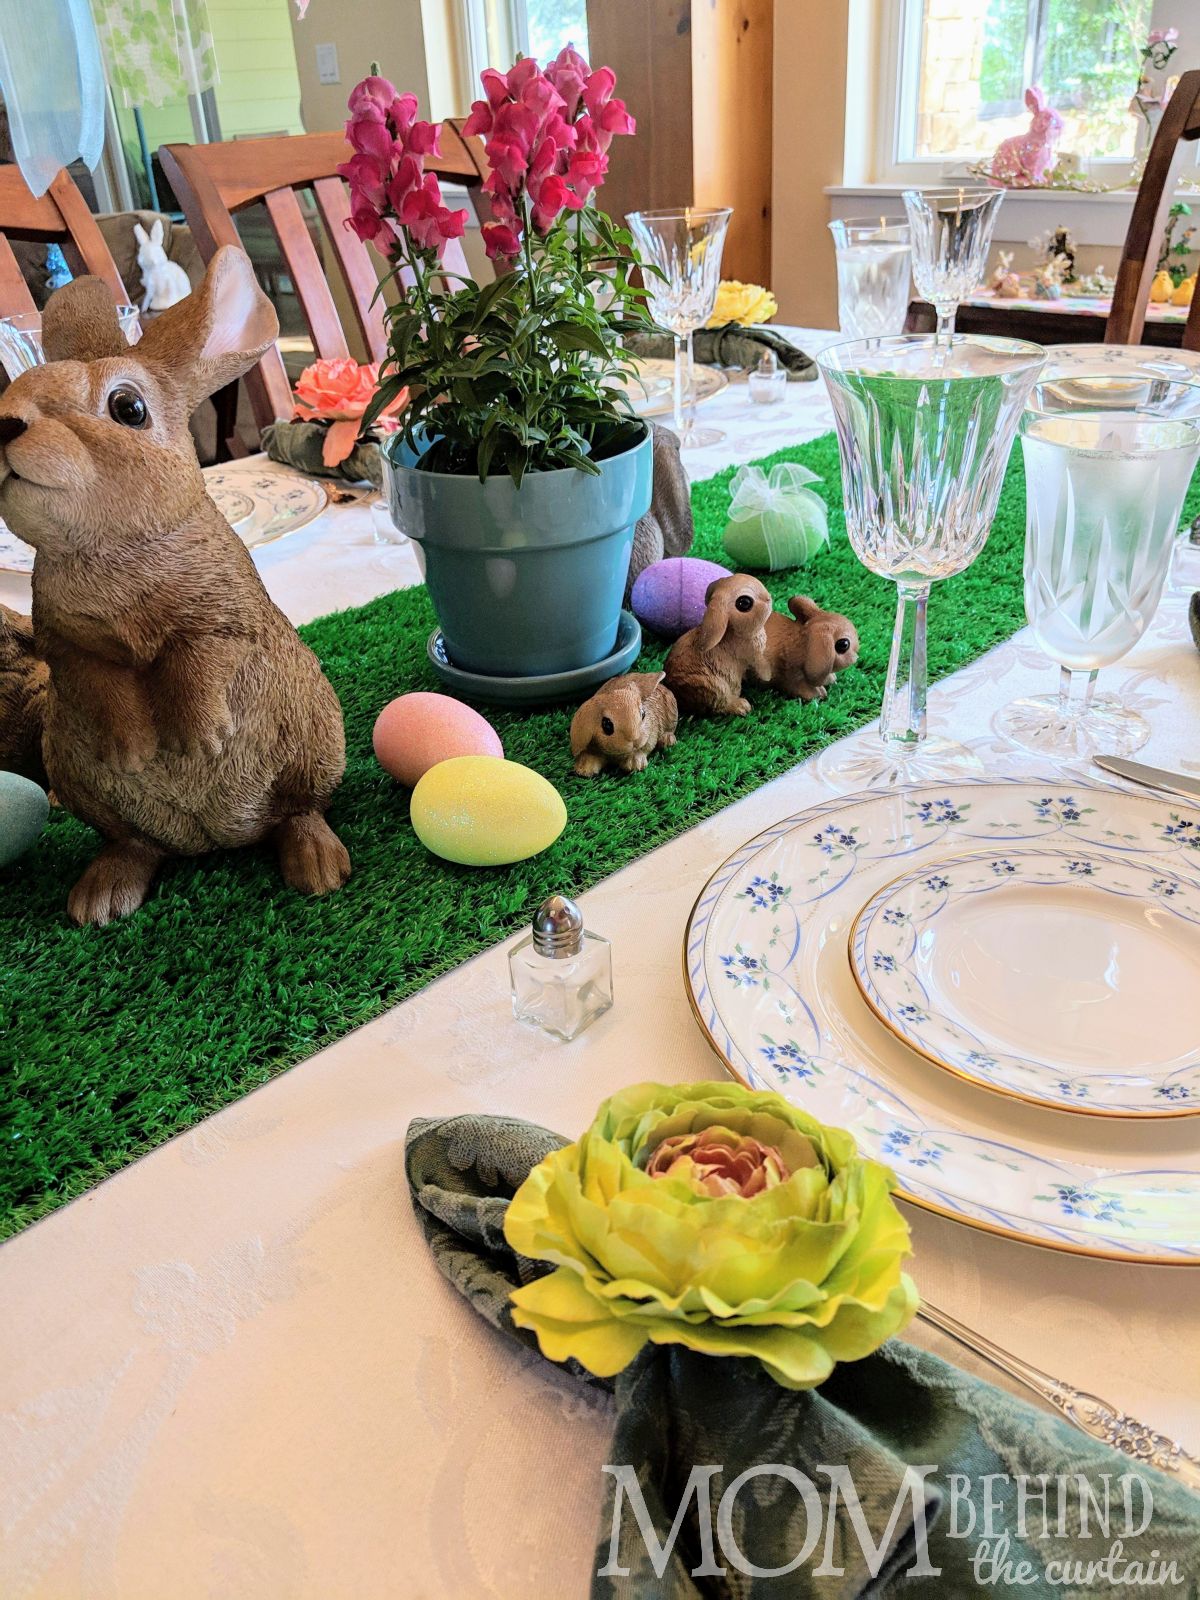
[504,1081,917,1388]
[708,280,778,327]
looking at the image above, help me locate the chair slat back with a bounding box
[0,166,130,317]
[160,129,493,438]
[1108,70,1200,349]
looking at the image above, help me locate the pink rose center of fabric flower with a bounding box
[645,1130,790,1198]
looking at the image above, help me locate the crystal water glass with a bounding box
[902,187,1005,341]
[627,207,732,449]
[994,376,1200,761]
[828,218,911,338]
[0,304,141,379]
[818,333,1045,787]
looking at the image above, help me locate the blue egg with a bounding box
[0,770,49,867]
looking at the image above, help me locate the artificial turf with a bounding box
[0,432,1175,1237]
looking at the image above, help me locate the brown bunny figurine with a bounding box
[0,247,350,925]
[763,595,859,702]
[570,671,678,776]
[0,603,47,784]
[664,573,771,716]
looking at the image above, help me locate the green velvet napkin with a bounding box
[406,1113,1200,1599]
[260,418,385,485]
[625,323,818,381]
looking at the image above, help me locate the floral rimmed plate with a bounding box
[851,847,1200,1118]
[683,782,1200,1264]
[0,465,327,574]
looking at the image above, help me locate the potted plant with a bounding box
[342,51,652,679]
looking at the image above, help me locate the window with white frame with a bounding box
[459,0,589,86]
[881,0,1170,181]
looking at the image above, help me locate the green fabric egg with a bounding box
[720,462,829,571]
[0,770,48,867]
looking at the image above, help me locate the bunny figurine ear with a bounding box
[787,594,822,623]
[42,276,129,363]
[1025,86,1046,112]
[629,670,666,697]
[137,245,279,411]
[150,218,165,247]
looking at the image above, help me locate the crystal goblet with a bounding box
[994,375,1200,761]
[818,333,1045,788]
[627,207,732,449]
[828,218,911,338]
[902,186,1005,342]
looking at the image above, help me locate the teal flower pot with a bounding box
[385,427,652,677]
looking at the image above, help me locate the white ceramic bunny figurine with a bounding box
[990,87,1063,188]
[133,219,192,313]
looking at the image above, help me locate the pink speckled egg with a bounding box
[372,692,502,787]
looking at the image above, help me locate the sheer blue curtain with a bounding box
[0,0,105,196]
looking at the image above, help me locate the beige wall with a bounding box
[287,1,432,131]
[770,0,850,326]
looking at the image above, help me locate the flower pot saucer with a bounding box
[426,610,642,705]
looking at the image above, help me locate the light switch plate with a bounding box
[315,42,340,85]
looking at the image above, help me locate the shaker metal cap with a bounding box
[532,894,583,958]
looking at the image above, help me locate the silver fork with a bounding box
[919,1300,1200,1491]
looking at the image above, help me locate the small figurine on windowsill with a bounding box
[1033,252,1071,299]
[990,249,1022,298]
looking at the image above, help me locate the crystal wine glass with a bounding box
[0,304,142,379]
[818,333,1045,788]
[627,207,732,449]
[994,375,1200,761]
[902,187,1005,342]
[828,218,911,338]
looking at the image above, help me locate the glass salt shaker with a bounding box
[748,348,787,405]
[509,895,613,1041]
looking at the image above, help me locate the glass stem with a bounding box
[935,305,955,345]
[1057,665,1098,721]
[880,582,930,752]
[672,331,687,436]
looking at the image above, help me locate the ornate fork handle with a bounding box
[919,1300,1200,1492]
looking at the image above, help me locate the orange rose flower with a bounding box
[293,357,408,467]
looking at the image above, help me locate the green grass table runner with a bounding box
[1,434,1184,1236]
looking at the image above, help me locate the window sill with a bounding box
[826,184,1199,248]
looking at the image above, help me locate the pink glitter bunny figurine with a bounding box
[990,87,1063,187]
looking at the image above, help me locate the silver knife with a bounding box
[1094,755,1200,803]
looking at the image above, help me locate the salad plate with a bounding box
[850,846,1200,1118]
[684,782,1200,1263]
[0,466,324,574]
[620,357,728,417]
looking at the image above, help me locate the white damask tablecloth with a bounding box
[2,331,1200,1600]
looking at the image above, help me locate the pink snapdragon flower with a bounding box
[338,78,468,261]
[464,47,634,261]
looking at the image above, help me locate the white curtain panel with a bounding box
[0,0,105,195]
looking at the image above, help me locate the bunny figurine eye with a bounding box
[107,388,148,429]
[601,715,615,735]
[734,593,754,613]
[835,637,852,655]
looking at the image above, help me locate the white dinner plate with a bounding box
[684,781,1200,1264]
[1041,343,1200,382]
[0,466,327,573]
[850,846,1200,1119]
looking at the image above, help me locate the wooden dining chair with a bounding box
[0,166,131,317]
[160,127,494,442]
[1106,69,1200,349]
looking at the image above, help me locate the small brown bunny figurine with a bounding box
[763,595,859,702]
[570,671,678,776]
[0,247,350,925]
[0,603,47,784]
[664,573,772,716]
